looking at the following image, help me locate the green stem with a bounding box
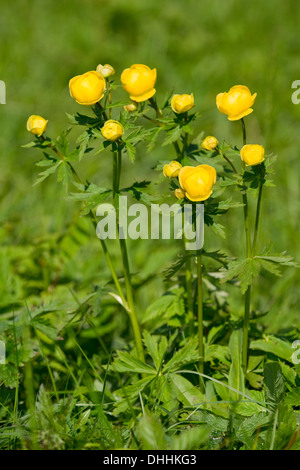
[197,249,205,393]
[149,97,163,118]
[251,165,264,255]
[113,148,145,362]
[240,119,251,374]
[184,239,194,335]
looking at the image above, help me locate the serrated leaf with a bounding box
[264,362,285,411]
[112,350,156,375]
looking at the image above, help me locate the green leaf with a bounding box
[250,336,294,363]
[0,364,18,388]
[170,374,205,406]
[170,426,210,450]
[138,413,167,450]
[112,350,156,375]
[228,329,245,401]
[33,160,62,186]
[162,126,181,147]
[143,332,168,370]
[163,338,199,372]
[125,141,136,163]
[264,362,285,411]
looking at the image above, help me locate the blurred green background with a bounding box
[0,0,299,331]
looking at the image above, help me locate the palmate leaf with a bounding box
[220,251,298,294]
[142,288,185,328]
[163,338,199,372]
[143,332,168,369]
[33,160,62,186]
[112,350,156,375]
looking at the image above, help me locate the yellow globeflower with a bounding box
[124,101,138,112]
[96,64,115,78]
[240,144,265,166]
[171,93,194,114]
[121,64,157,102]
[163,161,182,178]
[101,120,124,141]
[26,115,48,137]
[201,136,219,151]
[178,165,216,202]
[174,188,185,199]
[69,71,106,105]
[216,85,257,121]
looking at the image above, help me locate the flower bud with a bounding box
[216,85,257,121]
[174,188,185,200]
[163,161,182,178]
[121,64,157,102]
[101,120,124,141]
[124,101,138,112]
[178,164,216,202]
[240,144,265,166]
[69,71,106,105]
[171,93,194,114]
[201,136,219,151]
[96,64,115,78]
[26,115,48,137]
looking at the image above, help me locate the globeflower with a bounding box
[171,93,194,114]
[240,144,265,166]
[101,120,124,141]
[163,161,182,178]
[96,64,115,78]
[26,115,48,137]
[121,64,157,102]
[174,188,185,200]
[69,71,106,105]
[178,164,216,202]
[201,136,219,151]
[216,85,257,121]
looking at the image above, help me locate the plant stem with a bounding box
[113,147,145,362]
[184,239,194,335]
[197,249,205,393]
[251,165,264,255]
[240,118,251,374]
[149,97,163,118]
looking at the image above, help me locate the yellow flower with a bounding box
[124,101,138,112]
[69,71,106,105]
[201,136,219,151]
[121,64,157,102]
[101,120,124,141]
[96,64,115,78]
[240,144,265,166]
[178,165,216,202]
[174,188,185,200]
[163,161,182,178]
[216,85,257,121]
[26,115,48,137]
[171,93,194,114]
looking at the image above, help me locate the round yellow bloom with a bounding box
[174,188,185,200]
[121,64,157,102]
[216,85,257,121]
[26,115,48,137]
[69,71,106,105]
[101,120,124,141]
[124,101,138,112]
[171,93,194,114]
[240,144,265,166]
[96,64,115,78]
[163,161,182,178]
[201,136,219,151]
[178,164,217,202]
